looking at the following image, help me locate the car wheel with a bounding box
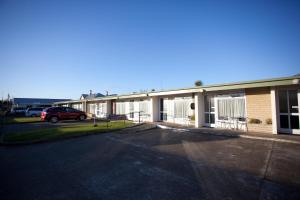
[50,116,58,123]
[79,115,85,121]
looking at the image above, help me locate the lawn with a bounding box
[3,117,42,124]
[3,121,133,143]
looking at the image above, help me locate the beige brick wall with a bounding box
[245,87,273,133]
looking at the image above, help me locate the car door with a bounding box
[66,107,78,119]
[57,107,69,120]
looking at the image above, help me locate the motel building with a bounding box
[54,75,300,135]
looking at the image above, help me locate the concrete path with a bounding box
[155,122,300,144]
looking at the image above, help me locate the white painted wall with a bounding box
[150,97,159,122]
[271,87,278,134]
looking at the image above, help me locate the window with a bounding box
[217,98,245,121]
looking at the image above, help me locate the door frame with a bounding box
[159,98,168,121]
[204,95,216,127]
[277,89,300,134]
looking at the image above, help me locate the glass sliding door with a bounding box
[204,96,215,127]
[278,89,300,134]
[160,98,168,121]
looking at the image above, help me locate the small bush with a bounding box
[248,118,261,124]
[194,80,203,87]
[265,118,272,125]
[190,115,195,121]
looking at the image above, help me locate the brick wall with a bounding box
[245,87,273,133]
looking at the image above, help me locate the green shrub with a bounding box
[265,118,272,125]
[248,118,261,124]
[190,115,195,121]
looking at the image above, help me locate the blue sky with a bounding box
[0,0,299,99]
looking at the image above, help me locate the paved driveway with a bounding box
[0,128,300,200]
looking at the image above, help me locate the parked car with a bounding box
[41,107,87,123]
[25,107,44,117]
[11,107,27,115]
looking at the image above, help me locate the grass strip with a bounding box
[3,121,133,143]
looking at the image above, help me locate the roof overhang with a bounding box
[53,75,300,104]
[201,76,300,92]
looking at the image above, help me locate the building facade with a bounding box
[12,98,70,109]
[54,75,300,135]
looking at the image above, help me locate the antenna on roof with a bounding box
[106,91,109,96]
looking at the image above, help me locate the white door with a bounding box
[278,89,300,134]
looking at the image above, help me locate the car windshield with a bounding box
[42,108,51,112]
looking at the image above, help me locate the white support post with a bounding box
[150,97,159,122]
[195,92,205,128]
[271,87,278,134]
[106,100,112,118]
[84,101,87,113]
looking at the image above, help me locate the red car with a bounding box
[41,107,87,123]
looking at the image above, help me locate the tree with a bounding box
[194,80,203,87]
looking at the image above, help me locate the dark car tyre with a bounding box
[50,116,58,123]
[79,115,86,121]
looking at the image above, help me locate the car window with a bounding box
[57,107,66,112]
[66,107,77,112]
[50,107,64,112]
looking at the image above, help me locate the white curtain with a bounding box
[116,102,126,115]
[218,98,245,119]
[89,104,96,114]
[174,98,193,118]
[139,100,149,115]
[96,103,107,117]
[129,101,134,112]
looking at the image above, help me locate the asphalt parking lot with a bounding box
[0,127,300,200]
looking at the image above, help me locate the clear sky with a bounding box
[0,0,299,99]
